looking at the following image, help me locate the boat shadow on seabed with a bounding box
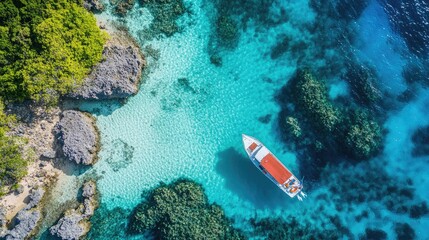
[216,147,293,209]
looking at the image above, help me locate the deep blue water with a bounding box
[54,0,429,239]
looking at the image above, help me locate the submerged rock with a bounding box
[68,35,145,100]
[54,110,99,165]
[83,0,105,12]
[50,181,98,240]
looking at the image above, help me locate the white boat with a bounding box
[242,134,307,201]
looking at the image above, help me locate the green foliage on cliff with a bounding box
[0,0,107,103]
[0,101,27,194]
[131,179,244,240]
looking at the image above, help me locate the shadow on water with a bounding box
[216,147,290,209]
[62,99,123,116]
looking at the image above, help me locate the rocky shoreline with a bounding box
[0,19,145,239]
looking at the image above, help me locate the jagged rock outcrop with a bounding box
[67,34,145,100]
[50,181,98,240]
[1,189,45,240]
[83,0,105,12]
[54,111,99,165]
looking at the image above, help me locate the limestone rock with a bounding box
[25,188,45,210]
[50,181,98,240]
[49,212,85,240]
[3,210,41,240]
[82,181,96,198]
[54,110,99,165]
[67,44,145,100]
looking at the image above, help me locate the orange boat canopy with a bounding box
[260,153,292,184]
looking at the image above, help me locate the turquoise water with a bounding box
[72,0,429,238]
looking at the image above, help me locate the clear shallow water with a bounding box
[70,0,429,238]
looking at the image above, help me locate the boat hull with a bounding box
[242,134,303,198]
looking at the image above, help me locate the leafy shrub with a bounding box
[131,179,244,240]
[0,0,107,103]
[0,101,27,194]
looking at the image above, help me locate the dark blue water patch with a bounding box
[215,147,290,209]
[310,0,370,22]
[379,0,429,58]
[411,125,429,157]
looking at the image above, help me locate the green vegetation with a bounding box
[281,69,382,161]
[0,101,27,195]
[0,0,107,104]
[131,179,244,240]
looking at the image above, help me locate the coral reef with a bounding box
[111,0,136,16]
[54,110,99,165]
[216,15,239,43]
[67,31,145,100]
[251,217,342,240]
[395,223,416,240]
[276,69,383,170]
[83,0,105,12]
[344,62,381,107]
[341,110,382,159]
[411,125,429,157]
[85,204,130,239]
[270,37,291,60]
[130,179,244,239]
[360,228,387,240]
[50,181,98,240]
[105,139,134,172]
[139,0,187,38]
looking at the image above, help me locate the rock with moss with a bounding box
[67,39,145,100]
[54,110,99,165]
[131,179,244,240]
[50,181,98,240]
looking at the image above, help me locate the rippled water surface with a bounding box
[68,0,429,238]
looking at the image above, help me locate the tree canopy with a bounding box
[0,0,107,103]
